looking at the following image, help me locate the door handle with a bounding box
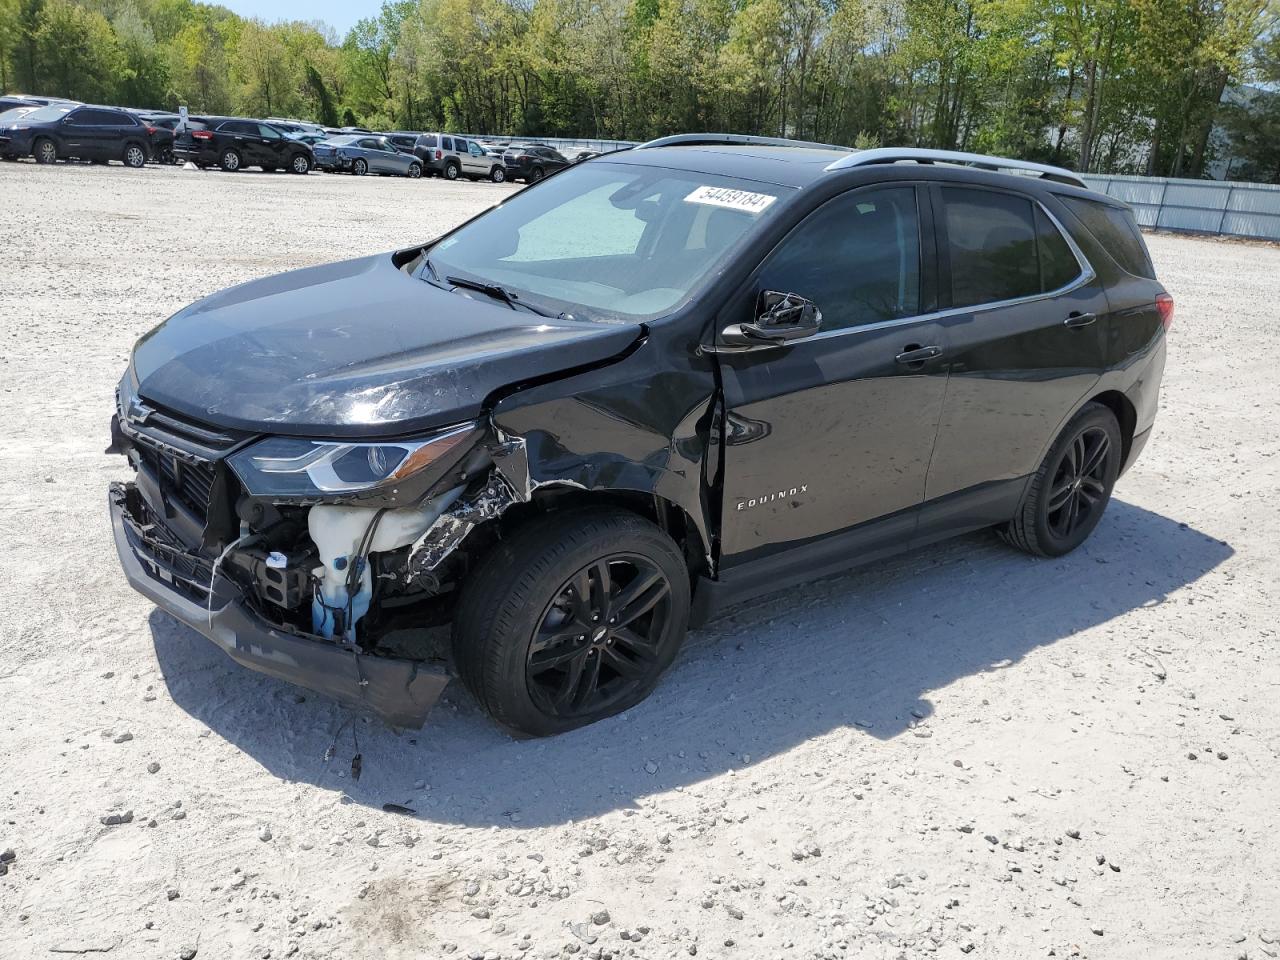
[1063,312,1097,328]
[895,344,943,366]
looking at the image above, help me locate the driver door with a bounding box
[716,183,950,567]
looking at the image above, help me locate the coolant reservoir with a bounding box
[307,494,460,642]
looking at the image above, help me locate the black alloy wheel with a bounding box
[452,508,691,737]
[528,165,545,183]
[526,554,674,719]
[407,161,422,178]
[1003,402,1122,557]
[352,157,368,175]
[1046,426,1111,540]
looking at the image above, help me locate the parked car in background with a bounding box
[130,110,180,163]
[313,135,422,177]
[382,131,420,152]
[0,95,38,113]
[0,94,79,110]
[0,103,153,167]
[266,117,327,139]
[174,117,313,173]
[413,132,507,181]
[502,143,570,182]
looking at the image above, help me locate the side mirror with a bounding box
[721,291,822,347]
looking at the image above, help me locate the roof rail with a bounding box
[824,148,1087,188]
[637,133,855,153]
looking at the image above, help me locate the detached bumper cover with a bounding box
[109,483,449,728]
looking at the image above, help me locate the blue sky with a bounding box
[218,0,383,37]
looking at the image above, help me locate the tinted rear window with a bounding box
[1060,196,1155,279]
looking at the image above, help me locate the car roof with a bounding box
[597,144,850,188]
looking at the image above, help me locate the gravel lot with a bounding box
[1,162,1277,960]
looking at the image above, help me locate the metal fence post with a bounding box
[1216,185,1235,236]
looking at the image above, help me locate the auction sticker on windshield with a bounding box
[684,185,777,214]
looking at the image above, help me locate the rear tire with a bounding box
[528,165,545,183]
[443,159,460,180]
[33,138,57,164]
[122,143,147,168]
[452,509,690,737]
[219,149,241,172]
[1001,402,1122,558]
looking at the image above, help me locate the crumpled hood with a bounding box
[131,253,642,437]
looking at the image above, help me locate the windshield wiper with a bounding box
[444,275,555,318]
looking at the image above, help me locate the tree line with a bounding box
[2,0,1278,181]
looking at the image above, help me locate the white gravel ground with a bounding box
[0,162,1277,960]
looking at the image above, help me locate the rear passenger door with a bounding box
[923,184,1110,519]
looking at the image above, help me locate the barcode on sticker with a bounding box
[684,186,777,214]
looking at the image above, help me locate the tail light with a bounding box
[145,125,158,135]
[434,149,442,160]
[191,130,213,141]
[1155,293,1174,331]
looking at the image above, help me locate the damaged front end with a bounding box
[109,381,529,728]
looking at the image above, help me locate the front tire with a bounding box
[490,165,506,183]
[407,161,422,179]
[452,509,690,737]
[1002,402,1122,557]
[219,149,241,172]
[352,157,368,175]
[33,138,57,164]
[289,153,310,174]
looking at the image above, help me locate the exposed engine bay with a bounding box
[110,384,532,668]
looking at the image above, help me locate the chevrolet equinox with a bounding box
[108,134,1171,736]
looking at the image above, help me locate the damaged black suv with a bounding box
[109,134,1171,736]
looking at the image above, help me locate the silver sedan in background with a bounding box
[313,135,423,178]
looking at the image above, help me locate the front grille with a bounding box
[143,445,217,518]
[116,483,214,602]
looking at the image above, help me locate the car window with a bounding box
[257,124,282,139]
[1059,196,1155,279]
[1036,206,1083,291]
[757,186,921,332]
[69,109,118,125]
[430,163,791,321]
[942,187,1043,308]
[469,143,483,156]
[16,104,73,122]
[441,136,453,151]
[218,120,249,134]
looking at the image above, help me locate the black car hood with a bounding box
[132,253,643,437]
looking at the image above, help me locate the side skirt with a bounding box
[690,476,1029,627]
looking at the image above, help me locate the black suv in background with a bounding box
[502,143,570,182]
[0,103,153,166]
[109,135,1170,736]
[174,117,313,173]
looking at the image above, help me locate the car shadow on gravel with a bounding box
[150,499,1231,827]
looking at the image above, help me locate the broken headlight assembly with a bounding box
[227,422,479,500]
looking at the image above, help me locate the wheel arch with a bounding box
[1084,389,1137,467]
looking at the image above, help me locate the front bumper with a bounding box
[109,481,449,728]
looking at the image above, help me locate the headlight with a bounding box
[228,423,478,497]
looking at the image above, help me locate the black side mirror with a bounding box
[721,290,822,347]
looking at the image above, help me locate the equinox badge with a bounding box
[736,485,809,510]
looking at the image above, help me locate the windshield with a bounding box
[324,135,358,146]
[0,107,35,123]
[428,162,792,321]
[18,105,73,123]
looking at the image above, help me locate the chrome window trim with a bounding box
[715,195,1094,351]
